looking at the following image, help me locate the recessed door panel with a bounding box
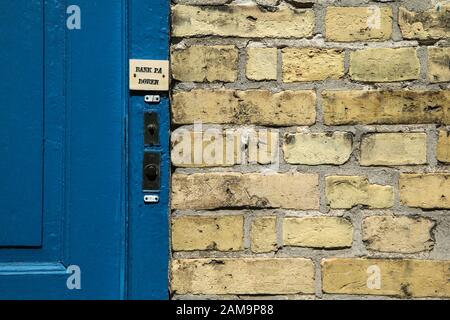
[0,0,44,246]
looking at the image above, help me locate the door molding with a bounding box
[0,0,170,300]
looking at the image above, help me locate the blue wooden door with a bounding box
[0,0,169,299]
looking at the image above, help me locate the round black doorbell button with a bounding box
[144,164,158,181]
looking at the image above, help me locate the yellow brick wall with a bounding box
[169,0,450,299]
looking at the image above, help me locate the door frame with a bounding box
[126,0,170,300]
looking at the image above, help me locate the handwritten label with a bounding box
[129,59,169,91]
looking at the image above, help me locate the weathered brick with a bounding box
[428,47,450,83]
[172,215,244,251]
[251,217,277,253]
[255,0,279,6]
[172,172,320,210]
[172,90,316,126]
[172,0,229,4]
[360,133,427,166]
[171,129,242,167]
[169,0,450,301]
[171,45,238,82]
[322,90,450,125]
[284,0,318,5]
[172,4,315,38]
[246,48,278,81]
[322,258,450,298]
[437,130,450,163]
[172,258,315,295]
[283,131,352,165]
[400,174,450,209]
[399,6,450,40]
[283,217,353,249]
[326,176,394,209]
[325,7,393,42]
[282,48,345,82]
[362,216,435,253]
[350,48,420,82]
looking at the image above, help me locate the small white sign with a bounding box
[129,59,169,91]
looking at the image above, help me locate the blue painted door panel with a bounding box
[0,0,44,246]
[0,0,127,299]
[0,0,170,300]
